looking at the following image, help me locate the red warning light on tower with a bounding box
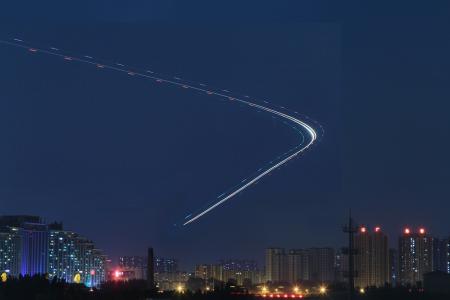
[404,228,411,235]
[419,227,426,235]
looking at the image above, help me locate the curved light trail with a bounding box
[0,37,320,226]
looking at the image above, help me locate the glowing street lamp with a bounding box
[359,288,365,294]
[176,285,184,293]
[293,286,300,294]
[319,286,327,295]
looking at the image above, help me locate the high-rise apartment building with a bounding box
[0,227,22,276]
[47,230,82,282]
[265,248,288,283]
[287,249,309,283]
[354,226,389,288]
[399,227,433,286]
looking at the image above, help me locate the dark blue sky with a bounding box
[1,1,449,269]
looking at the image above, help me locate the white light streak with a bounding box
[0,38,319,226]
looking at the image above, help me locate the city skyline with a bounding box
[0,211,449,299]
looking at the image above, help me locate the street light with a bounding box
[319,286,327,295]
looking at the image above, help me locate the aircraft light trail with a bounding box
[0,38,320,226]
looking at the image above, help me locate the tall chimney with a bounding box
[147,247,155,289]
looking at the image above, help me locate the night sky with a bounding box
[1,1,449,269]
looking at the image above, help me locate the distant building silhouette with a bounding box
[433,237,450,273]
[423,271,450,295]
[119,256,146,280]
[155,257,179,274]
[308,247,335,283]
[194,259,261,288]
[269,247,335,284]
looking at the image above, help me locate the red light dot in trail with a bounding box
[404,228,411,234]
[360,227,367,233]
[375,226,381,232]
[419,228,426,234]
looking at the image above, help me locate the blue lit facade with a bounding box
[19,223,48,276]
